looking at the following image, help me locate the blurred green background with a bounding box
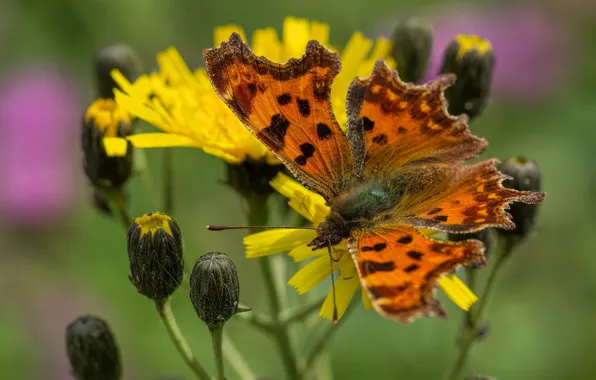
[1,0,595,379]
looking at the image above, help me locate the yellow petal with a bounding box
[288,255,332,294]
[127,133,197,148]
[251,28,282,61]
[288,244,326,262]
[270,173,329,224]
[114,90,165,128]
[319,274,360,321]
[438,274,478,311]
[110,69,134,95]
[340,32,372,74]
[214,25,246,45]
[282,16,311,59]
[310,21,330,45]
[244,229,316,258]
[103,137,128,156]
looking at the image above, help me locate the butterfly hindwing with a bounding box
[346,60,487,178]
[204,33,354,201]
[401,159,546,233]
[348,226,486,322]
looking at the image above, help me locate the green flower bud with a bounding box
[440,35,494,119]
[95,44,142,99]
[391,18,433,83]
[190,252,240,331]
[127,212,184,300]
[82,99,134,189]
[498,157,542,238]
[226,159,284,199]
[449,228,496,262]
[65,315,122,380]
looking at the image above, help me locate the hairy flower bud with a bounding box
[95,44,142,99]
[440,35,494,119]
[65,315,121,380]
[391,18,433,83]
[127,212,184,300]
[498,157,542,238]
[190,252,240,331]
[226,160,284,199]
[82,99,134,189]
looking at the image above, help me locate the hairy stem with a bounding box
[445,237,514,380]
[247,195,300,380]
[155,298,211,380]
[105,188,132,230]
[222,330,256,380]
[210,326,225,380]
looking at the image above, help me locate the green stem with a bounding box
[155,299,211,380]
[247,195,300,380]
[279,295,327,325]
[222,330,256,380]
[302,304,354,375]
[105,189,132,231]
[210,326,225,380]
[163,149,174,214]
[445,237,514,380]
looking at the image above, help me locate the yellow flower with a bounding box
[244,173,478,321]
[101,16,394,162]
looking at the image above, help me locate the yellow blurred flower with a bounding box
[101,16,394,163]
[245,173,479,321]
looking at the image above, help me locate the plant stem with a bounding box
[223,330,256,380]
[105,188,132,231]
[279,295,327,325]
[155,298,211,380]
[247,195,300,380]
[163,149,174,214]
[210,326,225,380]
[445,237,514,380]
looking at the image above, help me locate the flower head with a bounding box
[103,17,394,163]
[244,173,478,321]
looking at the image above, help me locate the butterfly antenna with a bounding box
[207,225,317,231]
[327,241,339,324]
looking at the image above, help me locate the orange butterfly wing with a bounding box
[400,159,546,233]
[349,226,485,322]
[203,33,354,201]
[346,60,486,177]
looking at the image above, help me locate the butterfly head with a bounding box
[307,211,351,250]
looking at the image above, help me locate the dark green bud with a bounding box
[449,228,496,262]
[82,99,134,189]
[391,18,433,83]
[65,315,122,380]
[440,35,494,119]
[95,44,142,99]
[190,252,240,331]
[498,157,542,238]
[127,212,184,300]
[226,159,284,199]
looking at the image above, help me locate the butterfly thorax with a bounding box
[308,181,403,250]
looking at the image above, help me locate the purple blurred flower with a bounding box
[379,8,572,99]
[0,68,81,227]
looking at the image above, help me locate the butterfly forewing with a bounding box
[204,33,354,201]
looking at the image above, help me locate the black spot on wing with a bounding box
[360,260,395,275]
[297,98,311,117]
[362,117,375,132]
[277,93,292,105]
[404,264,420,273]
[316,123,332,140]
[257,114,290,152]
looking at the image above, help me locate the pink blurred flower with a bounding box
[0,68,81,227]
[379,8,572,98]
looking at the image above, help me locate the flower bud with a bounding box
[449,228,496,262]
[65,315,122,380]
[226,160,284,199]
[391,18,433,83]
[440,35,494,119]
[498,157,542,238]
[190,252,240,331]
[95,44,142,99]
[127,212,184,300]
[82,99,134,189]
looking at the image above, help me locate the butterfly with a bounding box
[203,33,545,322]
